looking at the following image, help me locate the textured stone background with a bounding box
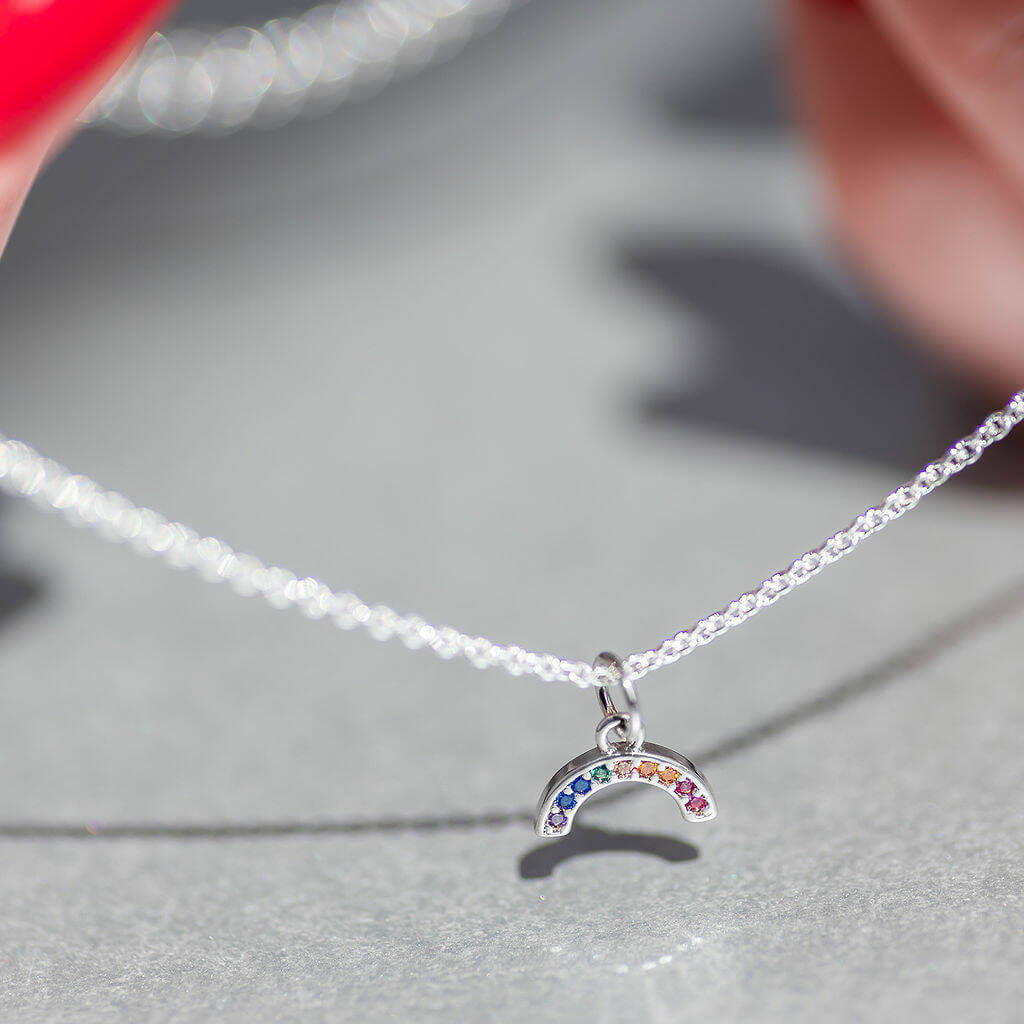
[1,0,1022,1020]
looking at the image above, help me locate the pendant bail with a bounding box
[593,651,645,753]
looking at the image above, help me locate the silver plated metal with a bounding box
[593,651,644,750]
[1,393,1022,689]
[595,713,638,755]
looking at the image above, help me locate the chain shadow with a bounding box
[3,568,1023,848]
[0,811,533,840]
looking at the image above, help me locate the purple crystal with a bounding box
[547,810,567,828]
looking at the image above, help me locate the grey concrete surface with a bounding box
[1,1,1022,1021]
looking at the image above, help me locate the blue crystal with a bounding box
[556,791,576,811]
[571,777,592,795]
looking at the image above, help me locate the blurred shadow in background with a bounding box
[0,498,40,631]
[625,30,1024,483]
[623,242,989,471]
[1,0,1021,485]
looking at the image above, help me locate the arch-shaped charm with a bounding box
[534,741,716,838]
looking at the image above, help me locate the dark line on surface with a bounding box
[4,573,1024,841]
[690,572,1024,765]
[0,811,533,840]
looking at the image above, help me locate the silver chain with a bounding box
[2,393,1021,688]
[80,0,521,135]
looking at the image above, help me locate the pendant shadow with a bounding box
[518,823,698,880]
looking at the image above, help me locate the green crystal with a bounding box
[590,765,612,784]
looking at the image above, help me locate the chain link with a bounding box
[1,392,1022,688]
[624,392,1024,681]
[80,0,521,135]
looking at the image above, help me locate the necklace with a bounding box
[2,392,1022,835]
[82,0,523,135]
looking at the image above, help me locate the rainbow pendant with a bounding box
[534,653,717,838]
[534,742,716,837]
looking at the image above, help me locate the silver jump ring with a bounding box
[592,651,644,751]
[596,713,632,755]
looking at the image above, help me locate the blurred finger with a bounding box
[785,0,1024,392]
[870,0,1024,190]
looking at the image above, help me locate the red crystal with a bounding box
[674,779,695,797]
[686,795,709,814]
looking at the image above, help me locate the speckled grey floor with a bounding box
[1,1,1022,1021]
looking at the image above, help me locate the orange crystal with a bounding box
[657,766,680,785]
[637,761,658,778]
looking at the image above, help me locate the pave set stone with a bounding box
[544,758,710,833]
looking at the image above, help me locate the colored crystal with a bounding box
[658,767,680,785]
[571,776,592,795]
[637,761,657,779]
[556,791,576,811]
[675,779,695,797]
[547,810,567,828]
[614,761,634,778]
[590,765,612,784]
[686,795,709,815]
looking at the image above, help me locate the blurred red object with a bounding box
[0,0,172,251]
[0,0,172,145]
